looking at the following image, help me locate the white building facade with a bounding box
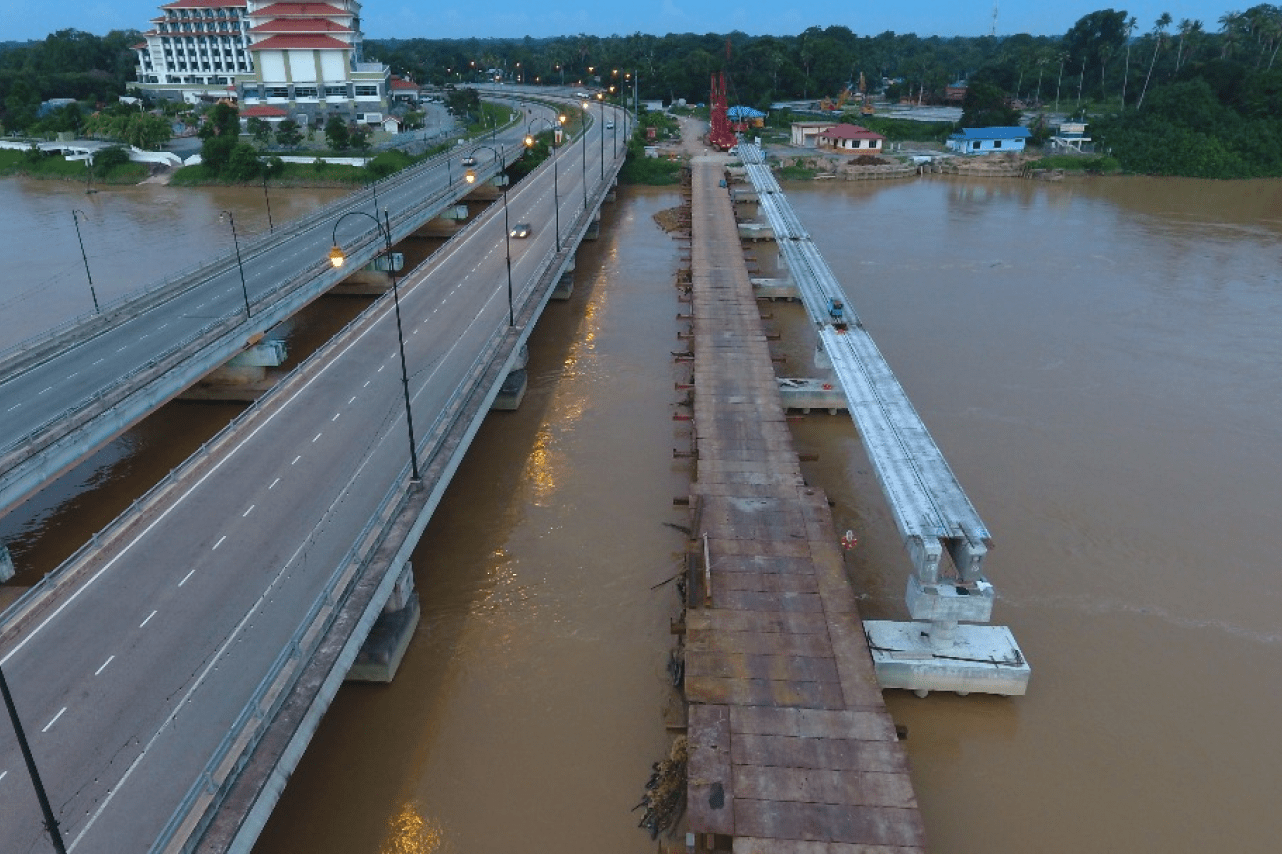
[133,0,387,122]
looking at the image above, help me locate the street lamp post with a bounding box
[596,92,605,179]
[580,101,590,211]
[1,664,69,854]
[525,116,561,251]
[218,210,252,317]
[328,209,420,482]
[465,145,515,327]
[261,174,274,233]
[70,209,100,314]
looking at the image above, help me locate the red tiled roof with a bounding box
[248,3,348,16]
[132,42,149,49]
[818,123,885,141]
[242,104,290,117]
[389,77,419,90]
[250,18,348,32]
[249,34,350,50]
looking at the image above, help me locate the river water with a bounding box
[1,171,1280,852]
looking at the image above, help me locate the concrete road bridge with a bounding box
[0,96,628,853]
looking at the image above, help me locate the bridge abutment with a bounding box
[490,344,529,411]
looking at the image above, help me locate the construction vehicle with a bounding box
[858,72,874,117]
[820,87,851,112]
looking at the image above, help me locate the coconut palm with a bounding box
[1137,12,1172,110]
[1121,15,1138,107]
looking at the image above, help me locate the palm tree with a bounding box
[1054,51,1067,112]
[1219,11,1243,60]
[1121,15,1137,107]
[1137,12,1172,110]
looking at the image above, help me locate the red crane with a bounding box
[707,41,737,151]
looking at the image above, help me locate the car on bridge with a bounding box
[461,154,477,167]
[510,223,532,238]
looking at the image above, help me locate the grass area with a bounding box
[0,148,149,183]
[774,157,818,180]
[169,158,369,186]
[1024,153,1121,173]
[619,153,682,185]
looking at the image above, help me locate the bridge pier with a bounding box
[584,213,602,240]
[346,561,421,683]
[751,276,797,300]
[551,257,575,300]
[181,339,288,402]
[411,203,471,238]
[490,345,529,411]
[0,542,13,583]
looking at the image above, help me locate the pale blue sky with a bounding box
[2,1,1242,44]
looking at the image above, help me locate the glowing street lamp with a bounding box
[526,116,561,251]
[327,209,420,481]
[465,145,515,327]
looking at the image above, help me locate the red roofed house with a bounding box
[132,0,388,124]
[817,123,886,156]
[388,75,421,104]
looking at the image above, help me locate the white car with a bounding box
[605,121,615,130]
[510,223,532,238]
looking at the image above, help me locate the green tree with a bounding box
[226,142,264,180]
[349,124,370,151]
[247,116,271,145]
[960,81,1021,127]
[324,115,350,150]
[274,119,302,148]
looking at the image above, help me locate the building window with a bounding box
[354,85,379,97]
[972,141,980,150]
[266,87,289,98]
[325,85,347,97]
[993,140,1002,149]
[295,86,318,98]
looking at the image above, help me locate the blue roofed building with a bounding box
[946,126,1032,155]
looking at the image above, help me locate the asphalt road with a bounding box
[0,101,625,853]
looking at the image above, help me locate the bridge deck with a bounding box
[683,158,925,852]
[741,147,990,562]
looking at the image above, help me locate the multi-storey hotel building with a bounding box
[133,0,388,121]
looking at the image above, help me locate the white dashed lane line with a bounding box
[95,655,114,675]
[212,535,227,550]
[331,412,340,421]
[242,504,255,517]
[363,380,371,388]
[348,396,357,405]
[269,477,280,489]
[42,707,66,733]
[291,455,301,465]
[179,569,196,587]
[39,386,52,395]
[139,610,157,628]
[312,432,323,443]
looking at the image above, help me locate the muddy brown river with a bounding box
[1,171,1280,852]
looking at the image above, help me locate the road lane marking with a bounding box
[68,372,78,379]
[269,477,280,489]
[139,610,157,628]
[179,569,196,587]
[348,396,357,405]
[291,455,301,465]
[42,707,66,733]
[95,655,115,675]
[331,412,340,421]
[212,535,227,550]
[312,432,322,443]
[5,403,18,412]
[39,386,52,395]
[378,364,385,372]
[93,358,104,365]
[363,380,371,387]
[0,770,6,783]
[243,504,255,517]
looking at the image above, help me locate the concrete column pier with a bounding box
[776,377,847,413]
[490,344,529,410]
[751,277,798,300]
[181,339,288,402]
[551,267,575,300]
[347,561,420,683]
[584,214,601,240]
[737,221,774,241]
[413,203,470,238]
[0,542,13,583]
